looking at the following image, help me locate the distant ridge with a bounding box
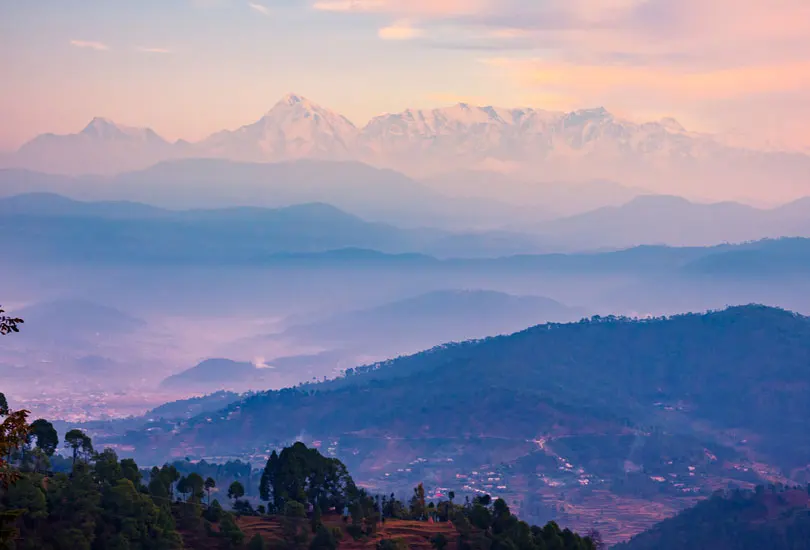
[1,193,810,273]
[3,93,809,201]
[3,191,810,256]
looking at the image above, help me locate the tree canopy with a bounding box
[259,442,357,514]
[0,305,23,336]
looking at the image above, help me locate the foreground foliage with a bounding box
[0,422,598,549]
[615,486,810,550]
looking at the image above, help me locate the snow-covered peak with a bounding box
[81,117,121,137]
[266,93,343,118]
[80,117,166,143]
[659,117,686,133]
[282,92,305,105]
[563,107,612,125]
[200,93,359,160]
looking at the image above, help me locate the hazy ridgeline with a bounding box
[3,168,810,408]
[3,159,810,547]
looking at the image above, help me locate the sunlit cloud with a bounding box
[136,47,172,54]
[69,40,109,51]
[378,21,424,40]
[312,0,385,12]
[313,0,484,16]
[482,57,810,112]
[248,2,271,15]
[486,28,531,39]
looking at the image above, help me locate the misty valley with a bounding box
[3,10,810,540]
[3,151,810,547]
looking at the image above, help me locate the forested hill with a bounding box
[120,305,810,475]
[613,486,810,550]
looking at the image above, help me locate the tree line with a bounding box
[1,414,597,549]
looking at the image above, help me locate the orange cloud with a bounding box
[378,21,424,40]
[485,59,810,103]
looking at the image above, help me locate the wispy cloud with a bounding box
[69,39,109,51]
[313,0,484,16]
[248,2,271,15]
[313,0,386,12]
[378,20,424,40]
[136,47,172,54]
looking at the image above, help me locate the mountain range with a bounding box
[0,161,561,230]
[535,194,810,248]
[4,192,810,262]
[105,305,810,541]
[4,93,810,202]
[0,192,553,260]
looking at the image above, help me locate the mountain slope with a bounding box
[201,93,358,161]
[13,117,175,174]
[0,192,167,219]
[535,195,789,248]
[279,289,585,354]
[15,298,145,339]
[120,305,810,470]
[100,305,810,541]
[160,359,266,391]
[614,487,810,550]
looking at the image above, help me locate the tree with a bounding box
[64,429,92,466]
[410,483,427,520]
[248,533,267,550]
[284,501,307,518]
[260,443,355,513]
[311,503,323,533]
[161,464,181,500]
[0,395,30,487]
[94,448,123,485]
[219,512,245,548]
[377,539,409,550]
[586,529,605,550]
[22,419,58,474]
[228,480,245,502]
[430,533,449,550]
[29,418,59,457]
[259,450,278,503]
[186,472,205,503]
[0,305,23,336]
[205,476,216,505]
[120,458,141,486]
[176,476,190,502]
[310,524,338,550]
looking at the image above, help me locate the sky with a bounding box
[1,0,809,151]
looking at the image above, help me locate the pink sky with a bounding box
[1,0,809,151]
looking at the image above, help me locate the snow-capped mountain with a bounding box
[199,93,359,162]
[13,117,175,175]
[359,103,721,175]
[79,117,167,144]
[5,93,810,201]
